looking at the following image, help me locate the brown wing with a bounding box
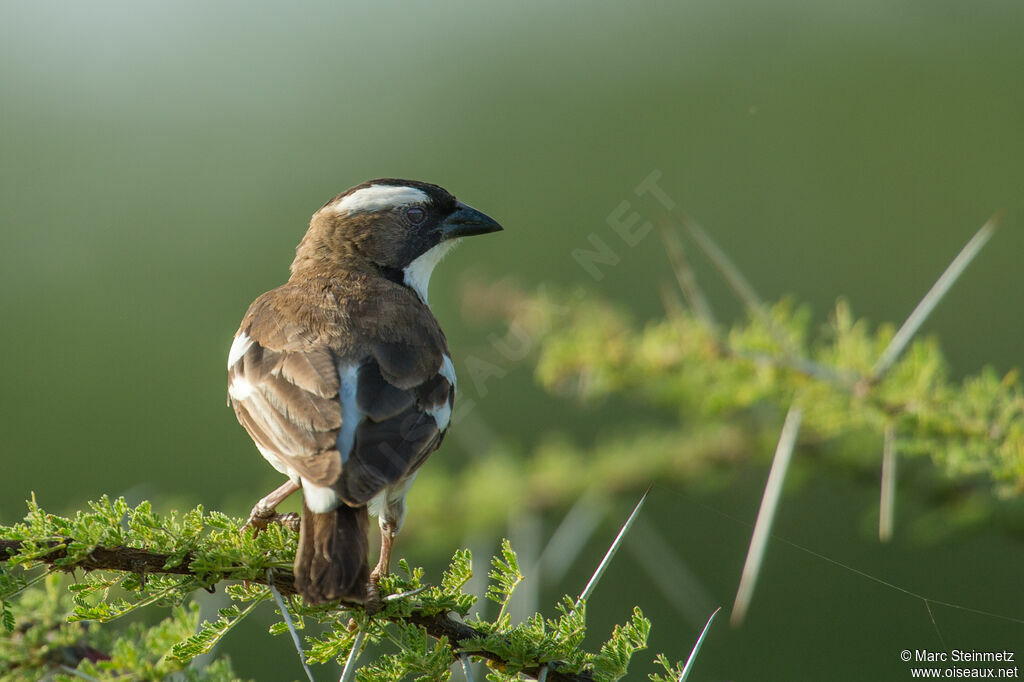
[229,279,454,505]
[227,287,345,486]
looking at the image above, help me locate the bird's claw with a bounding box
[362,569,388,616]
[274,512,300,532]
[363,581,382,616]
[241,509,300,535]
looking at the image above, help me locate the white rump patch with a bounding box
[227,332,252,369]
[403,239,459,305]
[332,184,429,215]
[228,375,255,400]
[427,354,456,431]
[302,479,339,513]
[336,363,360,463]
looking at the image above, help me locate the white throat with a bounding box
[402,239,459,305]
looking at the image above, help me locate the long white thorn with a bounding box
[879,424,898,542]
[460,652,476,682]
[871,216,998,380]
[339,628,366,682]
[679,214,798,357]
[679,607,722,682]
[681,216,764,311]
[732,404,803,626]
[658,222,717,326]
[575,487,650,612]
[382,585,428,602]
[267,571,314,682]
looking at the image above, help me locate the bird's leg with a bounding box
[241,480,301,533]
[371,521,396,583]
[365,520,397,610]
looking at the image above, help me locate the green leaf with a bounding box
[487,539,523,625]
[170,590,270,662]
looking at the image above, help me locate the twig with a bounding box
[0,540,204,577]
[871,215,998,380]
[267,569,315,682]
[732,404,803,626]
[405,611,594,681]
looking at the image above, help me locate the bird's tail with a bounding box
[294,501,369,604]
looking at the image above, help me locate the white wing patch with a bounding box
[438,353,457,389]
[302,479,339,513]
[228,375,255,400]
[336,363,360,463]
[332,184,429,215]
[403,239,459,305]
[427,354,456,431]
[227,331,252,369]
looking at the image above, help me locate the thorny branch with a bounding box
[0,538,594,682]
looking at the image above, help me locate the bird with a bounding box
[226,178,502,604]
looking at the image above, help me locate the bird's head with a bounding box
[291,179,502,302]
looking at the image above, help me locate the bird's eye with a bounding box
[406,207,426,224]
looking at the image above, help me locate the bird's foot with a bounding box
[241,508,300,535]
[363,569,386,616]
[272,512,300,532]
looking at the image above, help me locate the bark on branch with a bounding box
[0,538,593,682]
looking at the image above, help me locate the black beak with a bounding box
[440,201,503,240]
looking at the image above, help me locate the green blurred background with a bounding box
[2,1,1023,679]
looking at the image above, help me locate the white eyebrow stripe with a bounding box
[332,185,429,214]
